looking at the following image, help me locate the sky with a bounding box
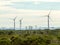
[0,0,60,29]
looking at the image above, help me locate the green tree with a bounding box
[0,38,11,45]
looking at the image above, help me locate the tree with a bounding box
[11,37,23,45]
[0,38,11,45]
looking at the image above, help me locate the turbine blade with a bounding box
[14,16,17,19]
[39,15,47,17]
[21,18,23,20]
[8,18,14,20]
[20,18,23,21]
[48,10,51,16]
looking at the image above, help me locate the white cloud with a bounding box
[0,0,60,6]
[10,0,60,2]
[0,0,10,1]
[0,1,12,6]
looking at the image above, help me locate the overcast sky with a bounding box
[0,0,60,29]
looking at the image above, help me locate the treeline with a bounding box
[0,30,60,45]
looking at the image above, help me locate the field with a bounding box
[0,29,60,45]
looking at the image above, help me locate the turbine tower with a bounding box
[19,18,23,30]
[13,16,17,30]
[47,10,51,30]
[39,10,51,30]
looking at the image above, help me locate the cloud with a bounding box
[10,0,60,2]
[0,0,10,1]
[0,1,12,6]
[5,2,60,10]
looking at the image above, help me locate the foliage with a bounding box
[0,30,59,45]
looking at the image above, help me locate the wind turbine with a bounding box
[19,18,23,30]
[13,16,17,30]
[39,10,51,30]
[47,10,51,30]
